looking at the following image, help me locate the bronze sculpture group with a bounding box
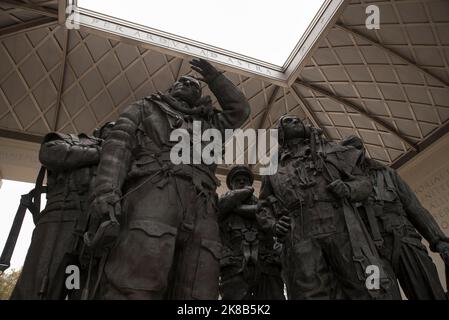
[4,59,449,300]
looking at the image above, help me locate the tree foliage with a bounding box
[0,268,21,300]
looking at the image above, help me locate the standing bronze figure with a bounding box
[90,59,250,299]
[219,165,284,300]
[257,115,400,299]
[342,135,449,300]
[10,123,114,299]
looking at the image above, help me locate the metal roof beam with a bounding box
[0,16,56,39]
[391,120,449,169]
[289,84,330,139]
[295,80,418,150]
[53,29,70,131]
[0,128,42,143]
[257,86,280,129]
[0,0,58,18]
[335,23,449,90]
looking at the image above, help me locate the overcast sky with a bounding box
[78,0,326,66]
[0,180,41,272]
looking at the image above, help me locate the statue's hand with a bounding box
[220,187,254,207]
[86,192,121,249]
[234,186,254,202]
[327,179,350,199]
[196,95,212,107]
[190,58,221,84]
[91,191,121,222]
[435,241,449,266]
[275,215,291,239]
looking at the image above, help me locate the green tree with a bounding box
[0,268,21,300]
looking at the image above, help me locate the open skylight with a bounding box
[78,0,326,67]
[75,0,347,86]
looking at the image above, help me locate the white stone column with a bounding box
[0,137,41,184]
[398,132,449,291]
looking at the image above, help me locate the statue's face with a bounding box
[230,173,251,190]
[170,77,201,106]
[281,116,306,140]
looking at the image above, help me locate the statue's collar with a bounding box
[280,138,311,162]
[149,93,215,120]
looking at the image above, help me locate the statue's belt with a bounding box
[279,197,341,216]
[129,155,219,192]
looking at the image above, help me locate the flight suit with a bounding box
[258,140,398,299]
[364,159,448,299]
[92,73,250,299]
[219,192,284,300]
[11,132,102,299]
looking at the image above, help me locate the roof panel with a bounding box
[0,0,448,170]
